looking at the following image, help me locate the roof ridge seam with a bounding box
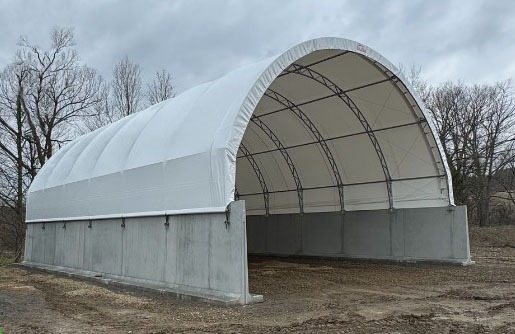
[58,125,114,185]
[37,131,97,190]
[89,113,142,178]
[122,102,169,170]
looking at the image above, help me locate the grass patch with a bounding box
[0,257,15,266]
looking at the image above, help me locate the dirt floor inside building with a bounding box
[2,225,515,333]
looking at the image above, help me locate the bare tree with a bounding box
[473,82,515,226]
[82,59,143,132]
[112,56,142,116]
[399,64,430,103]
[427,80,515,226]
[0,28,181,261]
[491,158,515,225]
[0,65,33,261]
[0,28,104,261]
[427,82,472,205]
[81,82,121,133]
[80,64,178,133]
[15,28,103,166]
[401,63,515,227]
[147,69,176,105]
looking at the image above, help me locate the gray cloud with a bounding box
[0,0,514,92]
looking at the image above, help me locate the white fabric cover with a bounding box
[26,37,453,222]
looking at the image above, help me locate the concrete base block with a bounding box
[23,201,262,305]
[247,206,471,265]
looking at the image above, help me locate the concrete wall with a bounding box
[247,206,471,264]
[24,201,255,305]
[24,203,470,305]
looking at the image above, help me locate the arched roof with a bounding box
[26,37,453,222]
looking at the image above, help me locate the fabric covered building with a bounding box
[23,37,471,305]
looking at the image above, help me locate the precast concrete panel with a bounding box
[247,206,471,264]
[23,201,259,305]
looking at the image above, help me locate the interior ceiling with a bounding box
[236,50,449,216]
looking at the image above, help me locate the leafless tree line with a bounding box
[0,28,176,261]
[406,67,515,227]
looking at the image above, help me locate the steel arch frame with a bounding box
[282,63,394,209]
[250,116,304,214]
[263,89,345,213]
[358,56,452,205]
[239,142,270,216]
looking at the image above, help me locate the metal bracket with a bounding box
[62,221,66,229]
[121,217,126,228]
[224,204,231,229]
[88,219,92,229]
[447,205,456,212]
[42,222,45,230]
[164,215,170,228]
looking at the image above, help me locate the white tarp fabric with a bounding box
[26,37,454,222]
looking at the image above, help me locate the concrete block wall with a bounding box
[247,206,471,264]
[24,201,254,304]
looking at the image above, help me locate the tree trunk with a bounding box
[14,83,25,262]
[14,239,24,263]
[478,187,490,227]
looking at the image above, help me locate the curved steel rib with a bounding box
[239,142,270,216]
[250,116,304,214]
[283,63,394,209]
[263,89,345,213]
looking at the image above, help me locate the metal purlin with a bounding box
[238,120,425,158]
[237,174,445,198]
[250,116,304,214]
[282,63,394,210]
[263,89,345,213]
[239,142,270,216]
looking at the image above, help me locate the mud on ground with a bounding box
[2,225,515,333]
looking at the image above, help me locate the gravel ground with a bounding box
[2,225,515,333]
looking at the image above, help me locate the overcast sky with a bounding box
[1,0,514,92]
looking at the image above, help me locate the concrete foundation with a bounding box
[23,201,262,305]
[247,206,471,264]
[24,202,471,306]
